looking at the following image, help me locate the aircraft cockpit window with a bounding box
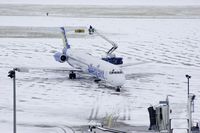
[109,69,123,74]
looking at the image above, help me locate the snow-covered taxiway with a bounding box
[0,7,200,133]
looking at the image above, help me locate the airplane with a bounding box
[53,27,126,92]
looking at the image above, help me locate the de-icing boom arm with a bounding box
[89,26,118,56]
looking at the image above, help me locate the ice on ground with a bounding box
[0,17,200,132]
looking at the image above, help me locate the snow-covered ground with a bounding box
[0,16,200,132]
[0,0,200,6]
[1,5,200,19]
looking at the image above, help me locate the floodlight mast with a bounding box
[185,74,192,133]
[185,74,191,97]
[8,67,28,133]
[8,69,16,133]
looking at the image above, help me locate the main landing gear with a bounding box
[116,87,121,92]
[69,71,76,79]
[94,79,101,83]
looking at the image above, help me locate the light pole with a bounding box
[185,74,191,97]
[185,74,191,133]
[8,68,28,133]
[8,68,17,133]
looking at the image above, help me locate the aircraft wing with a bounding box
[10,66,83,73]
[119,61,152,68]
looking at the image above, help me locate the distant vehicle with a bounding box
[54,27,126,92]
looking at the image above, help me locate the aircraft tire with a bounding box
[69,73,76,79]
[94,79,101,83]
[116,87,120,92]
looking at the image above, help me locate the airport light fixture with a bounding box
[8,68,29,133]
[185,74,191,97]
[185,74,194,133]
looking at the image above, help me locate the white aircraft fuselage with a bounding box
[66,49,126,88]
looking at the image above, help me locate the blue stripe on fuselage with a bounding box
[88,64,105,79]
[67,56,105,79]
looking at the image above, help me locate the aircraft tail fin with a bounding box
[60,27,70,50]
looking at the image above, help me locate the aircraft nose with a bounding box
[111,74,126,87]
[118,74,126,86]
